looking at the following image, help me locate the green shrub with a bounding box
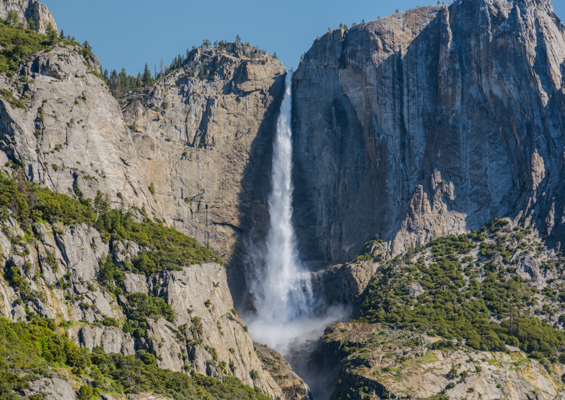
[126,292,175,323]
[0,317,269,400]
[77,385,93,400]
[359,223,565,360]
[95,209,223,272]
[102,317,120,327]
[0,88,24,108]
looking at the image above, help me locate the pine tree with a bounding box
[46,24,58,43]
[60,29,64,38]
[202,39,211,48]
[6,10,18,26]
[236,34,241,43]
[142,63,152,85]
[27,17,36,31]
[119,68,127,88]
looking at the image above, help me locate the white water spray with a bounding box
[247,73,348,354]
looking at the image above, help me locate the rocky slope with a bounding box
[309,322,565,400]
[254,343,311,400]
[0,210,282,397]
[299,217,565,399]
[292,0,565,265]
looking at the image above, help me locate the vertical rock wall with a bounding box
[292,0,565,264]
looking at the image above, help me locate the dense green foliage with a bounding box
[125,292,175,323]
[360,220,565,360]
[0,316,88,399]
[0,18,53,74]
[95,208,223,273]
[90,346,269,399]
[0,171,221,272]
[0,316,268,400]
[0,170,95,229]
[0,15,85,75]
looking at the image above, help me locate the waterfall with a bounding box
[246,72,347,356]
[247,73,316,352]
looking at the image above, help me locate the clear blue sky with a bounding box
[42,0,565,76]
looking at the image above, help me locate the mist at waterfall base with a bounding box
[244,73,349,356]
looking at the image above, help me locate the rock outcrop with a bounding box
[311,322,565,400]
[0,0,57,33]
[0,44,149,216]
[255,343,311,400]
[0,38,286,305]
[292,0,565,264]
[121,44,285,299]
[0,215,282,398]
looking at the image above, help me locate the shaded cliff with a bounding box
[121,44,286,303]
[292,0,565,264]
[0,36,286,306]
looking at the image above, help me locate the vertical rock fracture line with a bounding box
[249,73,314,350]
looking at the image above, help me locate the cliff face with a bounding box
[0,24,294,398]
[292,0,565,264]
[121,44,286,299]
[0,40,286,305]
[0,215,282,398]
[0,0,57,33]
[308,322,565,400]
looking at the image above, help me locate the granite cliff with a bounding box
[0,0,57,34]
[0,35,286,306]
[0,201,284,398]
[292,0,565,266]
[2,0,565,399]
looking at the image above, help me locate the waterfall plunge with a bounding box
[247,73,346,355]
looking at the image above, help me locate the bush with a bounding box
[102,317,120,327]
[359,223,565,360]
[95,209,223,273]
[126,292,175,323]
[77,385,92,400]
[0,317,270,400]
[0,171,96,227]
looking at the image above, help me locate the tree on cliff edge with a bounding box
[142,63,153,85]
